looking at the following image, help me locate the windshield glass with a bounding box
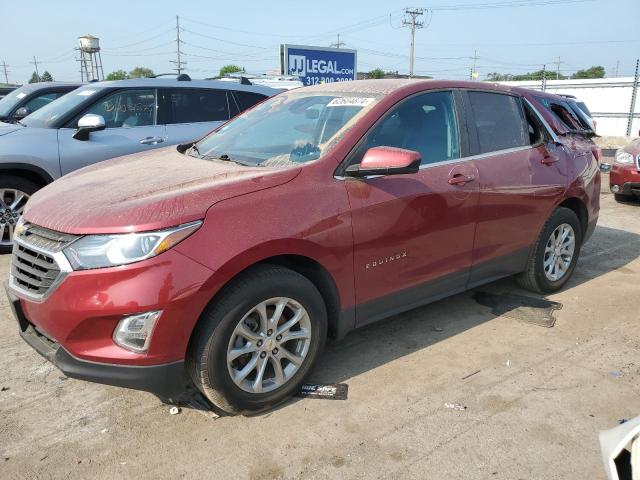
[194,91,382,167]
[0,86,30,117]
[21,85,102,128]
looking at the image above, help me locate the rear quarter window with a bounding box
[534,96,586,131]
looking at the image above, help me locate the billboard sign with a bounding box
[281,44,357,86]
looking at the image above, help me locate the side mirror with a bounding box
[73,114,106,141]
[345,146,421,177]
[14,107,30,120]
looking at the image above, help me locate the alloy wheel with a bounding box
[226,297,312,394]
[0,188,29,247]
[543,223,575,281]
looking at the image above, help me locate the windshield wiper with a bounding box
[202,153,258,167]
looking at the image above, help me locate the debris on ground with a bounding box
[506,360,511,367]
[609,370,623,379]
[461,370,481,380]
[1,386,9,391]
[444,402,467,411]
[619,419,628,424]
[100,428,108,434]
[298,383,348,400]
[169,406,181,415]
[433,326,444,332]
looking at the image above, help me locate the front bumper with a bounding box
[6,285,188,399]
[610,164,640,196]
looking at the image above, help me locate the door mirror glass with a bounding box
[345,146,421,177]
[73,114,106,141]
[14,107,29,119]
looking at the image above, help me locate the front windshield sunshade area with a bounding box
[193,92,382,167]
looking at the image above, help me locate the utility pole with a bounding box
[553,56,562,80]
[402,8,424,78]
[30,56,40,81]
[330,34,345,49]
[470,50,479,80]
[170,15,185,75]
[541,64,547,91]
[614,60,620,78]
[626,58,639,137]
[1,61,9,84]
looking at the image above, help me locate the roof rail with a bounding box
[151,73,191,81]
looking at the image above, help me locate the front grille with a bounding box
[10,224,78,300]
[11,244,60,296]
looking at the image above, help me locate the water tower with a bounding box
[77,34,104,82]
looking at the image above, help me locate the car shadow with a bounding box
[253,224,640,416]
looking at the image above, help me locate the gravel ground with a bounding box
[1,189,638,480]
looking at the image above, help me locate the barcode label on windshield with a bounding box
[327,97,374,107]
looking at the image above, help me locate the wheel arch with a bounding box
[0,163,54,189]
[186,247,347,359]
[557,196,588,238]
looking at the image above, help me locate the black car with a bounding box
[0,82,81,123]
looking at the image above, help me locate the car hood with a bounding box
[0,121,22,136]
[23,147,301,234]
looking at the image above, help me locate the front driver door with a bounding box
[343,90,479,327]
[58,88,166,175]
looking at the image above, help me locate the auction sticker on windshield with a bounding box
[327,97,375,107]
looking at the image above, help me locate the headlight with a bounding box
[614,149,634,165]
[64,221,202,270]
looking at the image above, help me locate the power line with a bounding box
[402,8,425,78]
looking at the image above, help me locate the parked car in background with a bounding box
[610,136,640,202]
[6,80,600,415]
[0,82,81,124]
[0,77,280,251]
[0,84,20,99]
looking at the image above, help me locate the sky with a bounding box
[1,0,639,84]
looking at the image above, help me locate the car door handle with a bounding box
[448,173,475,185]
[140,137,164,145]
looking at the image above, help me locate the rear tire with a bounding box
[517,207,582,294]
[187,264,327,415]
[0,176,39,254]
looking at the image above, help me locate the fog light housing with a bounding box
[611,185,620,193]
[113,311,161,353]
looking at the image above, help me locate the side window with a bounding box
[234,91,267,113]
[522,102,544,146]
[468,91,528,154]
[167,89,229,124]
[82,89,156,128]
[354,91,460,166]
[534,96,587,131]
[23,92,61,112]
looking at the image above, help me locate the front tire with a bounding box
[187,265,327,415]
[517,207,583,294]
[0,176,39,254]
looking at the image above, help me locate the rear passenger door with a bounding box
[463,90,568,285]
[160,88,231,144]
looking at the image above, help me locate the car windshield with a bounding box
[0,86,30,117]
[193,91,382,167]
[21,85,103,128]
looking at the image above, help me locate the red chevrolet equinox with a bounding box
[6,80,600,415]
